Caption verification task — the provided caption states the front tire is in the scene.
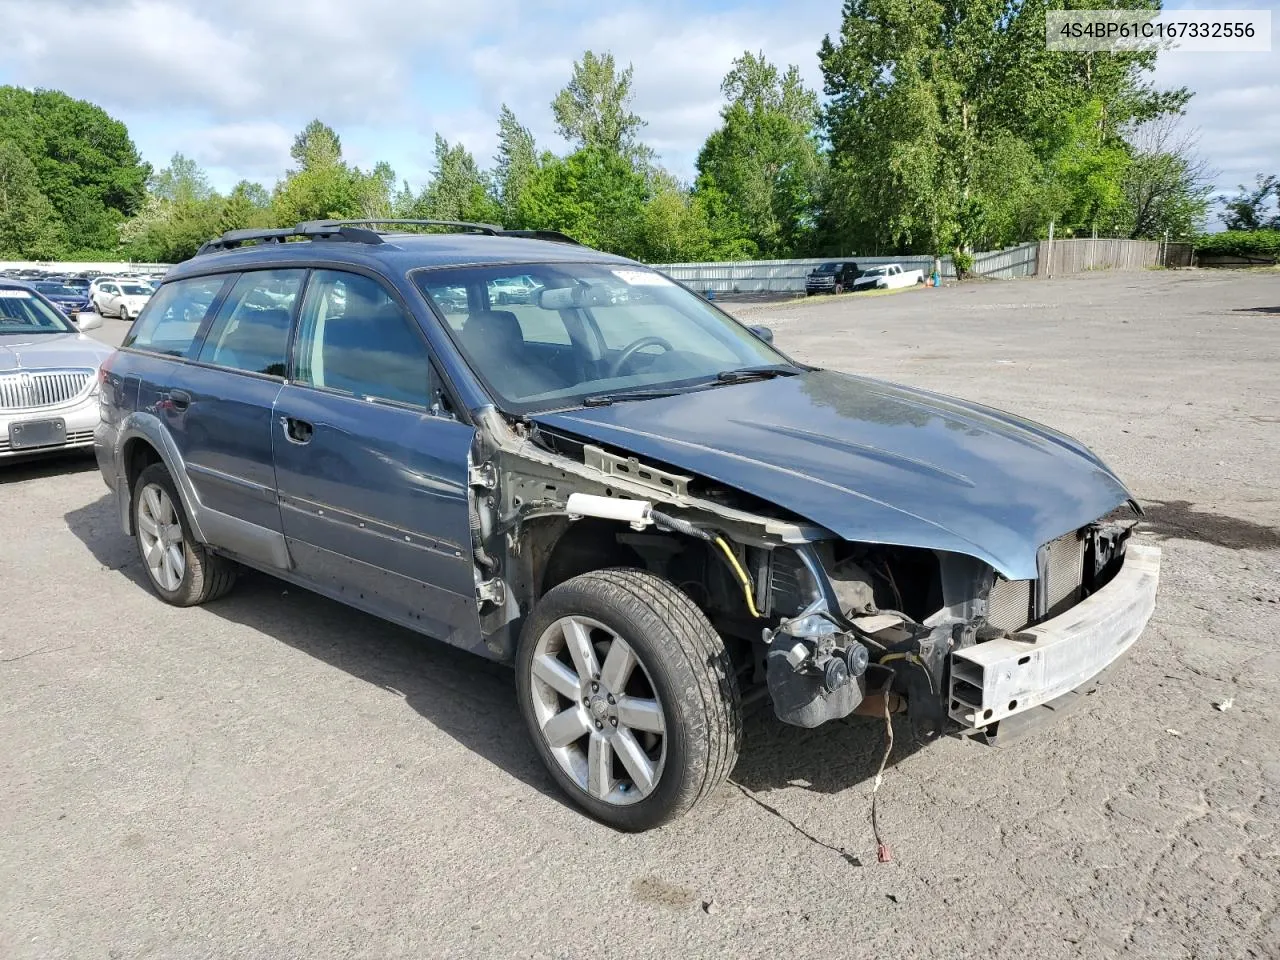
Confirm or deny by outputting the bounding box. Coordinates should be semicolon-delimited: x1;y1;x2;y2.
516;569;741;831
132;463;237;606
118;304;130;322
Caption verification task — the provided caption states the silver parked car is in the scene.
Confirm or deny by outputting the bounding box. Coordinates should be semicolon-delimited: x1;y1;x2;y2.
1;281;112;460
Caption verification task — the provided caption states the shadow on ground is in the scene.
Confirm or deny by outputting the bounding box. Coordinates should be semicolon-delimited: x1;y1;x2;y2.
64;491;929;820
1233;305;1280;315
0;451;97;485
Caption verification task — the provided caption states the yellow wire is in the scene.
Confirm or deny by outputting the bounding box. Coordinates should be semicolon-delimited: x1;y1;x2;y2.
713;535;763;619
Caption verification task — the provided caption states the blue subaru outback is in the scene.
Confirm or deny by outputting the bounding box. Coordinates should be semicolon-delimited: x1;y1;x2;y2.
95;219;1160;830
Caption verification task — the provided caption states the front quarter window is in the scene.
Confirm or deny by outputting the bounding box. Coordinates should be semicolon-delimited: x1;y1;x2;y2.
414;262;793;413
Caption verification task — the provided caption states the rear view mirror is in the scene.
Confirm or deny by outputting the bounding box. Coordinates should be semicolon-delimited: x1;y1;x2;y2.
747;324;774;344
536;284;624;310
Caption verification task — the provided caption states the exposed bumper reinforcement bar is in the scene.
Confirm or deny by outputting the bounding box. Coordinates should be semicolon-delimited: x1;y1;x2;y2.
948;543;1161;729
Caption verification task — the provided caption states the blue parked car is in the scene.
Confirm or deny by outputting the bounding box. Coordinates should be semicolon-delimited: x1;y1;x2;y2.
95;219;1160;830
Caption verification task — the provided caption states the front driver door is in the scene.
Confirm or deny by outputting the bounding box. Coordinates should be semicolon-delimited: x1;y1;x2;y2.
271;269;482;650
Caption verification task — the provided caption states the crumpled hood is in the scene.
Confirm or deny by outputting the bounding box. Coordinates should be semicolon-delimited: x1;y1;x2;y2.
0;333;113;373
534;370;1133;579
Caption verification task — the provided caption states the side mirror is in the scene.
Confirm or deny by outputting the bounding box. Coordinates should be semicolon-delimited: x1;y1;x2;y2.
76;312;103;332
747;324;774;344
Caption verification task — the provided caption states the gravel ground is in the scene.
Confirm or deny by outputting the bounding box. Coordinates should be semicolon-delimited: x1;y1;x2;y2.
2;270;1278;959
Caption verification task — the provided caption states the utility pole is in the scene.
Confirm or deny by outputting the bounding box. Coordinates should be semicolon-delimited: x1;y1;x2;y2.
1046;220;1055;279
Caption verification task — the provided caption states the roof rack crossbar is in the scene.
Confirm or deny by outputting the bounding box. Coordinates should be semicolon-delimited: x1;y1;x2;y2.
196;221;393;255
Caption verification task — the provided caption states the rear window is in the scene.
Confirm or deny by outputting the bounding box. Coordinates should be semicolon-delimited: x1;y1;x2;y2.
125;275;230;357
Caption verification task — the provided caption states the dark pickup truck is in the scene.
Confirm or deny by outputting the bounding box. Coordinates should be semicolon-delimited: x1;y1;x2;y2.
805;261;861;295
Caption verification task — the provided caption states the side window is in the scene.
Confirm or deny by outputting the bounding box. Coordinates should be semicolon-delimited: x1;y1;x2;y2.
124;275;229;357
196;269;303;377
294;270;432;408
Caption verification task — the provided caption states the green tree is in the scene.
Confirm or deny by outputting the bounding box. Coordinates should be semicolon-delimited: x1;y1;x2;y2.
1115;115;1211;239
0;139;63;258
552;51;651;165
121;152;224;262
1221;174;1279;231
291;119;343;169
353;161;397;219
636;172;716;263
817;0;1188;255
272;120;361;223
516;148;648;256
493;105;539;227
0;86;149;255
219;180;273;233
408;135;501;224
695;52;824;258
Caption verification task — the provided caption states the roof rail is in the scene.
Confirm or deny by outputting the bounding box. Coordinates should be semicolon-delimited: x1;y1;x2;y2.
196;222;386;255
494;229;583;246
299;218;503;235
195;218;584;256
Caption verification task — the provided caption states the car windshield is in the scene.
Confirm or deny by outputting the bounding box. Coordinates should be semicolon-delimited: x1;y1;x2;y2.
864;266;890;276
33;283;82;297
0;288;76;334
815;263;839;273
415;262;794;413
121;284;152;296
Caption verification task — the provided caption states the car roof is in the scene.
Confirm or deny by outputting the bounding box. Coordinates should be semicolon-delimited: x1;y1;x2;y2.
164;231;636;283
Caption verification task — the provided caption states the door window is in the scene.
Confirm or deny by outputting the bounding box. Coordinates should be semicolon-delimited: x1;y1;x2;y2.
293;270;432;408
196;269;303;377
125;275;230;358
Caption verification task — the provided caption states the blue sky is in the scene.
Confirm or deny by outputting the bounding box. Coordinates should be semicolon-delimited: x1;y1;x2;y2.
0;0;1276;218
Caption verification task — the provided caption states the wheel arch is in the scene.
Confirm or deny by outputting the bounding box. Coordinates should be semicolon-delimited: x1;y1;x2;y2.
115;413;208;543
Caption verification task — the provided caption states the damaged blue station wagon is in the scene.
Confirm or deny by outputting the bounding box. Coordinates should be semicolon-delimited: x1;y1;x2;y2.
95;220;1161;831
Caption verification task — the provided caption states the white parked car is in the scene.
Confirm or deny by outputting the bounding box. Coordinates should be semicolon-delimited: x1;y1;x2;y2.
851;264;924;291
92;280;154;321
0;280;113;460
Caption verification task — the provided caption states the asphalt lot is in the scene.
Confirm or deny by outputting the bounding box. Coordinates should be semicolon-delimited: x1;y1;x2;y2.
3;270;1279;959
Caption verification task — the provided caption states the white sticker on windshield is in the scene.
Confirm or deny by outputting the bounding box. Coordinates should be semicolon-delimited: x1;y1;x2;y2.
0;289;32;298
610;269;673;287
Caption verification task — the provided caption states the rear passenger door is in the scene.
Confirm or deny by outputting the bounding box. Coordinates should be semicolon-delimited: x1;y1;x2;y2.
165;269;304;568
271;269;481;648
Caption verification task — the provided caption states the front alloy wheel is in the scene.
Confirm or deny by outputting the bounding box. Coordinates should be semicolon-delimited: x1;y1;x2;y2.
529;615;667;805
516;569;741;831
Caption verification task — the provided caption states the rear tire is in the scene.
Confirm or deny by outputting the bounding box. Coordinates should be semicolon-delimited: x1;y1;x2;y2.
516;568;741;831
132;463;237;606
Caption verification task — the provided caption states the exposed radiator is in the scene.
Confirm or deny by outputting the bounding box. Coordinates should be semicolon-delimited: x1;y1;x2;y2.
987;577;1033;632
985;531;1087;631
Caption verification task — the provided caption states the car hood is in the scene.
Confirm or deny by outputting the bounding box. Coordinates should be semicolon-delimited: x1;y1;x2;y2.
0;333;113;372
533;370;1133;580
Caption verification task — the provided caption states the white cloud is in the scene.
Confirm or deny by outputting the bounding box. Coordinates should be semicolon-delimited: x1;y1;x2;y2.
0;0;1273;209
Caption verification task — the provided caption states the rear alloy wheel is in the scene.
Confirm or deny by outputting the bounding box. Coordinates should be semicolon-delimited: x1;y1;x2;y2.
132;463;237;606
516;569;741;831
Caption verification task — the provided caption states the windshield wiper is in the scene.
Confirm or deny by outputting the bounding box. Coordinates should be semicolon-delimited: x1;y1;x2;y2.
714;365;798;384
581;388;687;407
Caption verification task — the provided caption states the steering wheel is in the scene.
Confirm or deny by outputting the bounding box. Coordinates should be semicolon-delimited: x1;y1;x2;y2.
607;336;675;378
